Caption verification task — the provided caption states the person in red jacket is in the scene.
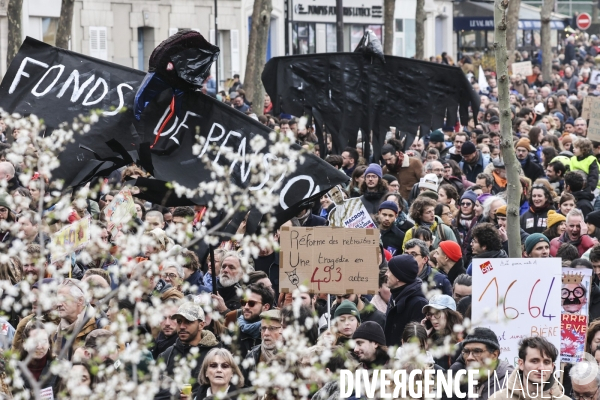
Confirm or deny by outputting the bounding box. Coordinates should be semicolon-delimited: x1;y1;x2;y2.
550;208;597;257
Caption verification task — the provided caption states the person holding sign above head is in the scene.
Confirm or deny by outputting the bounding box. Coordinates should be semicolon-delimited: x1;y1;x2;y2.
489;337;567;400
378;200;405;256
524;233;551;258
450;327;514;400
383;255;428;347
562;272;588;315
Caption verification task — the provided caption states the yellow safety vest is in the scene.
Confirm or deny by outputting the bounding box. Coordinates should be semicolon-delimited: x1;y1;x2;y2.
570;155;600;189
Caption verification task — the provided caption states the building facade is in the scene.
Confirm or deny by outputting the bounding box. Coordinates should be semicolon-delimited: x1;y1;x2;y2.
0;0;456;87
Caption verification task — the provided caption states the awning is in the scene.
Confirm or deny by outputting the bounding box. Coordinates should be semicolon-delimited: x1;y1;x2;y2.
454;1;569;31
454;16;565;31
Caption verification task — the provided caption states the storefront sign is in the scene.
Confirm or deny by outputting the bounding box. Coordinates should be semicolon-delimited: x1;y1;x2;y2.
454;17;565;31
293;0;383;24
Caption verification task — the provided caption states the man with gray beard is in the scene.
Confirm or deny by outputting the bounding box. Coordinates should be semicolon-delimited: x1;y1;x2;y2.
211;251;244;316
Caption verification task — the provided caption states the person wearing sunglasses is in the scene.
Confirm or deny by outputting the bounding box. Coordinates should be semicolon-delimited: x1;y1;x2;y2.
183;348;244;400
233;283;273;359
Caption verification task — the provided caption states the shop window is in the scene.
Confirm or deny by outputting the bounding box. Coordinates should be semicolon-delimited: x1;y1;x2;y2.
326;23;337;53
293;22;315;54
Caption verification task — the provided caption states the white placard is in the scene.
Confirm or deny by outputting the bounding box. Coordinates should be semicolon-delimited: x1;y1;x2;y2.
472;258;561;368
511;61;533;77
590;70;600;86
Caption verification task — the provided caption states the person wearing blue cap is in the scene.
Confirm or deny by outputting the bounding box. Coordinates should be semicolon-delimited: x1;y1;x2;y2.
359;163;389;215
383;255;428;347
378;201;405;256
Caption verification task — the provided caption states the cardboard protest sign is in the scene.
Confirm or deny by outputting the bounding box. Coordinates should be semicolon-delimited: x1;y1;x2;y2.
591;70;600;86
587;97;600;142
560;268;593;363
511;61;533;77
103;188;137;236
473;258;561;367
279;226;379;294
50;217;91;262
327;186;376;229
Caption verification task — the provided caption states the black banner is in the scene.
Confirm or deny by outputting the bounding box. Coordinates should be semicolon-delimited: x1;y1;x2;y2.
262;53;480;160
0;38;348;217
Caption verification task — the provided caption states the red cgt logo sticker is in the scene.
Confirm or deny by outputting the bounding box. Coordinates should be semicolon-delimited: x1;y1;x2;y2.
479;261;493;274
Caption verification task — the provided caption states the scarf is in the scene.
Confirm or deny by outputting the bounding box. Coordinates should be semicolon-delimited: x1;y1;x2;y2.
459;213;474;230
492;171;507;188
28;354;47;381
519;157;527;167
363;190;386;201
237;315;261;339
420;220;434;231
530;202;553;214
560;231;582;247
260;345;278;363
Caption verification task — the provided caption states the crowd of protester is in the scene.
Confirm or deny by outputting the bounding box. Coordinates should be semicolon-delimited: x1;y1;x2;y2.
3;35;600;399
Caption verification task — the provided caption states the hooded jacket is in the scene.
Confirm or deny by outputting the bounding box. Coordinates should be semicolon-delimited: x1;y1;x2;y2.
450;356;514;400
520;204;554;235
520;154;545;182
488;368;568;400
419;264;453;296
384;279;428;347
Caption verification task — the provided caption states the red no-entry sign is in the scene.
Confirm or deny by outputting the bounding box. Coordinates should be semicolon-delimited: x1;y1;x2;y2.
577;13;592;30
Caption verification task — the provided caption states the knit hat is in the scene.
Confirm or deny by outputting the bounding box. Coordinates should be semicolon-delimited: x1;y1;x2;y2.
382;174;397;185
352;321;386;346
556;89;568;97
0;193;10;212
430;129;445;143
461;141;477;156
534;102;546;115
334;300;361;322
422;294;456;313
365;163;383;179
524;233;550;255
419;191;439;201
439;241;462;262
554;112;565;123
462;327;500;352
586;210;600;227
419;174;439;192
379;201;399;214
460;190;478;205
496;205;507;217
387;255;419;284
547;210;566;229
477;193;491;205
565;117;575;127
515;137;531;150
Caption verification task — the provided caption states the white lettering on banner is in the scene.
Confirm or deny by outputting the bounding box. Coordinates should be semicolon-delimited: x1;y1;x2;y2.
57;70;96;102
7;56;133;116
82;78;108;106
153;107;201;145
9;57;50;94
31;64;65;97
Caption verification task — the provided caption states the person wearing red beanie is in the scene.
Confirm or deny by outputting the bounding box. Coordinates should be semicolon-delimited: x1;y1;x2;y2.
433;241;466;285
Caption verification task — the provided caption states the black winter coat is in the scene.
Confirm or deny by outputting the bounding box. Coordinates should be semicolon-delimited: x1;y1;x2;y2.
574;190;595;215
384;280;428;347
520;206;554;235
521;154;544;182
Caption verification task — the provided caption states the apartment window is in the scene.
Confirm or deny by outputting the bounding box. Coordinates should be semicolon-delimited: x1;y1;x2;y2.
42;18;58;46
89;27;108;60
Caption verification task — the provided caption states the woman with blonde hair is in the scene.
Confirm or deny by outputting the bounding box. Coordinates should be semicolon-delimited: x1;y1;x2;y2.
184;348;244;400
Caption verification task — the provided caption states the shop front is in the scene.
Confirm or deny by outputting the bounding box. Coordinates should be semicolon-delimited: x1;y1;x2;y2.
290;0;384;54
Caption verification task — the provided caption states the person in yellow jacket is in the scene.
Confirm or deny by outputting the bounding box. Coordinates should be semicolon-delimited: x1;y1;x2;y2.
402;197;456;251
571;138;600;192
489;336;568;400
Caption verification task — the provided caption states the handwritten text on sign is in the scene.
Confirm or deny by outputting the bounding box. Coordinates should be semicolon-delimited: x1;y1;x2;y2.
587;97;600;142
473;258;561;367
279;226;379;294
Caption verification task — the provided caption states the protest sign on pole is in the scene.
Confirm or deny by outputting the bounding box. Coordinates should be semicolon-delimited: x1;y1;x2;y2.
472;258;561;367
103;188;137;236
511;61;533;77
50;217;91;263
327;186;376;229
560;268;593;363
279;226;379;294
587;97;600;142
